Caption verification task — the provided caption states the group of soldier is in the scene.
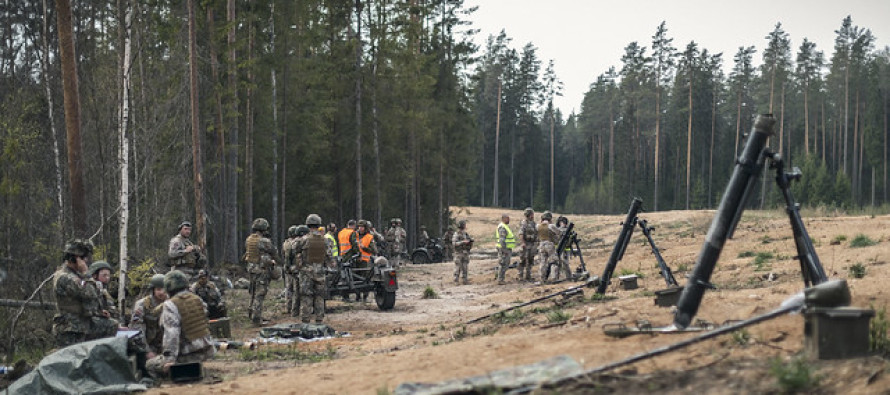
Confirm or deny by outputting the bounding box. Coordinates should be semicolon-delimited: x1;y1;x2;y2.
494;208;572;285
52;237;216;381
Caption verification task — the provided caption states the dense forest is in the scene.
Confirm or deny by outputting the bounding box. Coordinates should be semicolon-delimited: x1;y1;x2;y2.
0;1;888;333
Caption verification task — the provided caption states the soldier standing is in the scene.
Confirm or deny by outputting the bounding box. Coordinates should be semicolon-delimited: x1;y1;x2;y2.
89;260;119;318
131;274;167;358
384;218;407;267
167;221;206;276
243;218;280;326
53;239;116;347
495;214;515;285
451;220;473;284
325;223;339;260
536;211;563;282
190;270;227;319
553;216;573;281
282;225;307;317
442;227;455;262
337;219;359;261
294;214;335;324
517;208;538;282
145;270;215;379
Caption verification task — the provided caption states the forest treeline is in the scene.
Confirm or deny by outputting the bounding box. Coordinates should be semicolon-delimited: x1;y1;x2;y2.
0;2;888;313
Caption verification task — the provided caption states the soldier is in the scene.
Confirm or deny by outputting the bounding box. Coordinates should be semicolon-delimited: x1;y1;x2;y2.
325;223;339;259
442;227;455;262
52;239;117;347
495;214;515;285
356;220;377;268
282;225;307;317
418;225;430;248
89;260;118;318
384;218;407;267
145;270;215;380
553;216;573;281
131;274;168;358
190;270;227;319
537;211;563;282
294;214;335;324
451;220;473;284
517;208;538;282
167;221;206;276
337;219;359;261
243;217;280;326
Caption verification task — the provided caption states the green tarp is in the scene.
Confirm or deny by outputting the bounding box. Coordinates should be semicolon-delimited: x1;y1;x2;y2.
7;336;146;394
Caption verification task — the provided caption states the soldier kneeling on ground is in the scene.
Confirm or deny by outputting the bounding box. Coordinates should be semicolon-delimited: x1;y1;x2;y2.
146;270;215;380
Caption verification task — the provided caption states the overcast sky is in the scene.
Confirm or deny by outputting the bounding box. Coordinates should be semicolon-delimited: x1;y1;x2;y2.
463;0;890;116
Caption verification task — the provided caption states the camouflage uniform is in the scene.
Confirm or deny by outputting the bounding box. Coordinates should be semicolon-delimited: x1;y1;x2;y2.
145;282;215;379
537;220;563;282
496;220;515;284
553;222;573;281
442;229;455;262
384;224;407;266
131;294;165;355
91;281;119;320
52;265;117;347
517;216;538;281
452;226;472;284
282;233;301;317
244;231;279;325
167;234;205;276
295;224;335;323
418;228;430;247
190;279;226;319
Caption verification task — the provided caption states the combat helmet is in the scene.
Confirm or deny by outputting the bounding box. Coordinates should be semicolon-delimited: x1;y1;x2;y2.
178;221;192;230
357;219;368;228
296;225;310;237
541;210;553;221
89;261;113;276
252;218;270;232
149;274;166;290
458;220;467;229
164;270;189;295
523;207;534;218
287;225;300;238
305;214;322;227
198;269;209;278
64;238;94;258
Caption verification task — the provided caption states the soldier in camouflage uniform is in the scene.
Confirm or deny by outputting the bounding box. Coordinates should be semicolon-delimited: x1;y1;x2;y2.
517;208;538;282
451;220;473;284
52;239;117;347
167;221;206;276
131;274;167;358
442;227;455;262
294;214;335;324
89;260;118;318
282;225;308;317
146;270;215;379
536;211;563;282
190;270;227;319
495;214;516;285
384;218;407;267
418;225;430;248
243;218;281;326
553;216;573;281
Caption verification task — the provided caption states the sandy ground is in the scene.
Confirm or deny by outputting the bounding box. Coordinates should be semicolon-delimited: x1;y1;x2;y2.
148;206;890;394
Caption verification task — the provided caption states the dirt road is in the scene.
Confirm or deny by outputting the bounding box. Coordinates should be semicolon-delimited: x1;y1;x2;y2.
150;207;890;394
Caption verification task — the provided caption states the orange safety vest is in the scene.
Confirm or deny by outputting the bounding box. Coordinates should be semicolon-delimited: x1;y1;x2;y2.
359;233;374;262
338;228;355;255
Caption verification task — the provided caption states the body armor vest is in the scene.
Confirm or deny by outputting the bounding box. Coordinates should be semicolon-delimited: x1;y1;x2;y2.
305;233;326;264
245;233;261;264
170;292;210;341
54;269;87;315
537;223;554;243
521;220;538;242
142;296;163;347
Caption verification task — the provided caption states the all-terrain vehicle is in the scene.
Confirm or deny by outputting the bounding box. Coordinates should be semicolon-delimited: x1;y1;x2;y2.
411;238;445;264
325;255;398;310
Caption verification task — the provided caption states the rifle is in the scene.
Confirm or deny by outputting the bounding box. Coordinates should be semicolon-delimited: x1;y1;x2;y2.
674;114;828;329
467;277;600;324
637;219;678;287
596;197;643;294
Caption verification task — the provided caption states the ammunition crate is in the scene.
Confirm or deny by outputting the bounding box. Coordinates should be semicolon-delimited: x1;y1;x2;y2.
618;275;638;290
804;307;874;360
654;287;682;307
208;317;231;339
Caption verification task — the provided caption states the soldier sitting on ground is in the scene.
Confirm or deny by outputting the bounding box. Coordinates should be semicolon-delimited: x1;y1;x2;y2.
89;260;119;319
131;274;168;359
190;270;227;319
52;239;118;348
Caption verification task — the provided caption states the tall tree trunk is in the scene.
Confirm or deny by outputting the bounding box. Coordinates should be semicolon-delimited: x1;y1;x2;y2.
42;0;65;232
116;0;132;321
709;83;716;207
492;80;500;207
654;83;661;211
550;112;554;211
207;6;225;262
734;90;742;158
245;0;255;237
804;80;810;157
822;100;827;163
883;93;887;203
56;0;87;236
608;100;615;210
225;0;240;253
187;0;205;249
843;66;849;175
685;73;692;210
268;4;280;237
353;1;364;220
781;83;787;166
853;92;860;203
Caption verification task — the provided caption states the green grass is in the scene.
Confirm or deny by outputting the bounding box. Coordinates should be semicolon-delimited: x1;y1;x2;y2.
239;344;336;362
769;356;820;393
546;310;571;323
849;262;867;279
676;263;689;272
618;268;644;278
871;305;890;354
492;308;526;324
422;285;438;299
590;293;617;303
737;250;756;258
732;329;751;346
831;234;847;244
752;252;774;271
850;234;877;248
